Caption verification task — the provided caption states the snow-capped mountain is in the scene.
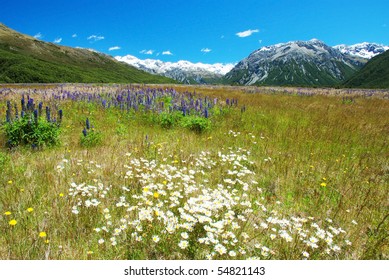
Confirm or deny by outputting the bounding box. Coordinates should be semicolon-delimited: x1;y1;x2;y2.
224;39;366;86
333;42;389;59
115;55;235;84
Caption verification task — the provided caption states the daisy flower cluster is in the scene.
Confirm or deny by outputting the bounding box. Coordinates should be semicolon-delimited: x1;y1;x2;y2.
62;139;353;259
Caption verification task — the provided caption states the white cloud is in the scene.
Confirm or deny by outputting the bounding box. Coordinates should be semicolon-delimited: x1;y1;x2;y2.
236;29;259;38
201;48;212;53
109;46;121;51
34;32;43;39
53;37;62;44
162;50;173;55
87;35;105;41
72;34;77;38
140;49;154;55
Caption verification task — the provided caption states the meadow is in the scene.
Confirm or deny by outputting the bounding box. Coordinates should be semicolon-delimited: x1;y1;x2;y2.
0;84;387;260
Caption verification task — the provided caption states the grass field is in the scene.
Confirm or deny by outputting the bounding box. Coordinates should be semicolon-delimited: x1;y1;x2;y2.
0;84;388;260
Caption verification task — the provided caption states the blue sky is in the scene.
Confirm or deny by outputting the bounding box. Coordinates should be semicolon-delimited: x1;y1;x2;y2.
2;0;388;64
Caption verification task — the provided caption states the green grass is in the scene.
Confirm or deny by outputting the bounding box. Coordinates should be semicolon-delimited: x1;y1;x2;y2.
0;84;388;260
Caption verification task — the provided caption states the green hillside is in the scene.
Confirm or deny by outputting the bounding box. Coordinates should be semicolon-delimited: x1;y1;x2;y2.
343;50;389;88
0;24;176;84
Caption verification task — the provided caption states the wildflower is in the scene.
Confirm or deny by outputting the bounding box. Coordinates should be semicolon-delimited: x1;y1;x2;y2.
39;232;47;238
178;240;189;249
4;211;11;216
8;180;12;184
152;235;160;243
59;193;64;197
228;250;237;257
9;219;17;226
153;192;160;199
320;182;327;187
214;244;227;255
181;232;189;239
98;239;105;244
27;208;34;213
302;251;310;258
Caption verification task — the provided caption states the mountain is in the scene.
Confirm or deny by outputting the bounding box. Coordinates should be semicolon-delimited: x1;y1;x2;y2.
224;39;367;87
333;42;389;59
343;50;389;88
115;55;235;84
0;23;175;83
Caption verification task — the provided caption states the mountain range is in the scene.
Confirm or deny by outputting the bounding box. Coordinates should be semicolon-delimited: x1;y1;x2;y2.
116;40;388;87
0;23;388;88
115;55;234;84
223;39;386;86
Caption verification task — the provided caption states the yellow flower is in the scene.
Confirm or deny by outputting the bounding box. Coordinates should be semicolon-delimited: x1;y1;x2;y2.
320;182;327;187
9;219;17;226
143;187;149;192
27;208;34;213
59;193;64;197
162;180;167;185
4;211;11;216
45;240;50;244
322;177;327;181
153;192;159;199
39;232;47;238
7;180;12;184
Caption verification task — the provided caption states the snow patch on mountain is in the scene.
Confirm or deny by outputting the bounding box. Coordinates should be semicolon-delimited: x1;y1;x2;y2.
115;55;235;83
333;42;389;59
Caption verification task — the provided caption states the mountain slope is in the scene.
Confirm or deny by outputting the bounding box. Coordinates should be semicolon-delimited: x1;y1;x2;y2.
224;39;366;87
0;23;176;83
343;50;389;88
115;55;235;84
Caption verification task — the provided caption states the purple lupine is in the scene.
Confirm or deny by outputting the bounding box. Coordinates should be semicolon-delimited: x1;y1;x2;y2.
86;118;90;130
38;102;43;117
58;109;63;122
33;109;38;124
46;106;51;122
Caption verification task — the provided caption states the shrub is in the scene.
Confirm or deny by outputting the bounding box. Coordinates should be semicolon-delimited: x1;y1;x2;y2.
4;113;61;148
159;111;183;128
181;116;211;133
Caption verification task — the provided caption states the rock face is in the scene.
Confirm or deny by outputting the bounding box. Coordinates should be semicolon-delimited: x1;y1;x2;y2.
115;55;235;84
224;39;370;86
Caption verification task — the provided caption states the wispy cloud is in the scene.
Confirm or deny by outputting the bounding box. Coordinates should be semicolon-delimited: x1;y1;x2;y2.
201;48;212;53
87;35;105;42
162;50;173;55
34;32;43;39
109;46;121;51
236;29;259;38
72;34;77;38
53;37;62;44
140;49;154;55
